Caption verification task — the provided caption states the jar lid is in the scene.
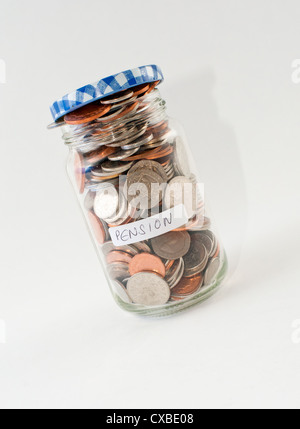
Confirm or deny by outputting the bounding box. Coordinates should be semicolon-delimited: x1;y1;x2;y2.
50;64;164;122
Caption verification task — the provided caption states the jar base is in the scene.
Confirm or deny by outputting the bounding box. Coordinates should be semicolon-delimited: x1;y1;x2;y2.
114;252;228;317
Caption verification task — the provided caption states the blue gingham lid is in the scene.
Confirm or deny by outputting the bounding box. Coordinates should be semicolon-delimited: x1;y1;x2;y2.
50;64;164;122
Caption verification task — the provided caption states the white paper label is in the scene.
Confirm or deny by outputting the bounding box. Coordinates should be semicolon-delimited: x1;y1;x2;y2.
109;204;189;246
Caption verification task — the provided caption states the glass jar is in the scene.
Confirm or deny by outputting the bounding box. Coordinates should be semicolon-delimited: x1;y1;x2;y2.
48;65;228;317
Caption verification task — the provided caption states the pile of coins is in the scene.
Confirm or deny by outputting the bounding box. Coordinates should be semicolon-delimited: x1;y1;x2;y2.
53;82;223;307
102;228;221;306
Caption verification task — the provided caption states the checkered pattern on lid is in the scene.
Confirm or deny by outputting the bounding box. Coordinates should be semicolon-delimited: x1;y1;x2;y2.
50;65;164;122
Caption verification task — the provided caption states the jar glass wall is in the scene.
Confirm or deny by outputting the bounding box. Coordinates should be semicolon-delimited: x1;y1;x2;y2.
50;68;228;317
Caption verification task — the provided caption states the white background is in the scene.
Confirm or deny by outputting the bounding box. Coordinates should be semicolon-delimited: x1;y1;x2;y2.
0;0;300;409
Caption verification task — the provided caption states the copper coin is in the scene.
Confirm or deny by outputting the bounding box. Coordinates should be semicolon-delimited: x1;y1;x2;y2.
106;251;133;265
74;151;85;194
65;103;111;125
165;259;175;272
85;146;118;165
122;144;173;162
97;101;139;123
88;211;107;245
171;273;203;297
151;231;191;260
132;83;150;97
129;253;166;277
143;145;174;160
145;81;160;95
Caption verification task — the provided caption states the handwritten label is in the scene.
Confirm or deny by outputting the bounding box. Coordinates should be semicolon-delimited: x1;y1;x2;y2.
109;205;189;246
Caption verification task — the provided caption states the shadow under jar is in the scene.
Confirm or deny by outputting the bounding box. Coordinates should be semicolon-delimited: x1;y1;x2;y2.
48;65;228;317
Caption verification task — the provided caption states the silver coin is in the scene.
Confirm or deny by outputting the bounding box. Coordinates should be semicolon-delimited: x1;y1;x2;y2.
121;132;153;151
128;160;168;183
127;272;171;306
108;263;130;281
200;230;218;256
112;281;133;304
47;119;65;130
126;168;165;210
101;241;139;257
97;126;138;146
90;166;120;178
132;241;152;253
94;185;119;221
168;258;185;289
166;259;181;284
96;106;126;123
84;190;96;211
107;124;148;147
189;217;212;232
101;160;133;174
164;176;198;219
100;90;134;105
87;176;120;189
112;96;138;109
183;241;208;277
192;232;214;257
104;193;128;225
204;257;221;286
108;147;139;161
151;231;191;260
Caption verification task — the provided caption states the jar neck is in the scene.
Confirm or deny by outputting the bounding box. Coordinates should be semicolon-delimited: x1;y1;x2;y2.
60;89;168;152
